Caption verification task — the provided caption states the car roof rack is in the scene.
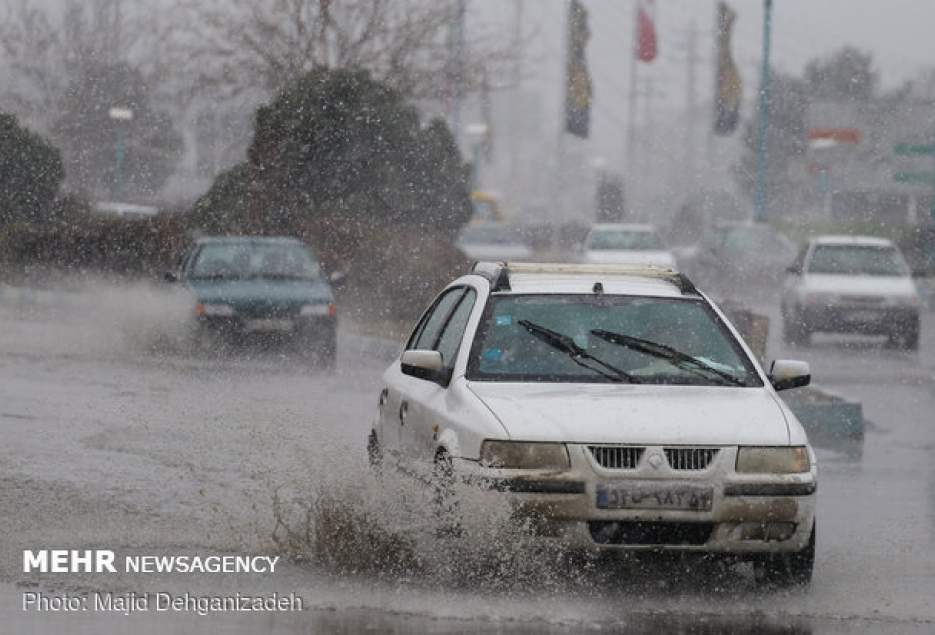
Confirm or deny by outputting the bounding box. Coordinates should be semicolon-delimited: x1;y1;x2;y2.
470;261;699;295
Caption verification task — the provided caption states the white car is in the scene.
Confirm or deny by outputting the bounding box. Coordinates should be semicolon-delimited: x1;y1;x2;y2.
781;235;921;350
582;224;676;268
369;262;817;586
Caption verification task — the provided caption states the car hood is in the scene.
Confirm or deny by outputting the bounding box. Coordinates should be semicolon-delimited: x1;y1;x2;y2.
467;382;791;446
802;273;917;298
188;278;333;308
584;250;676;267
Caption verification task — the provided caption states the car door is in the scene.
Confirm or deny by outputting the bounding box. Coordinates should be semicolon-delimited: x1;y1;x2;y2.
379;287;465;457
405;288;477;462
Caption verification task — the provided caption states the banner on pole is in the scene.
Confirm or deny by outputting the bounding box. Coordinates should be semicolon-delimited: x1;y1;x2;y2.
636;1;657;63
714;2;742;136
565;0;592;138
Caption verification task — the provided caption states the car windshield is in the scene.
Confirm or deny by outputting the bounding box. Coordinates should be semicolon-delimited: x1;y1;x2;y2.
588;229;662;251
467;294;761;386
190;242;321;280
807;244;908;276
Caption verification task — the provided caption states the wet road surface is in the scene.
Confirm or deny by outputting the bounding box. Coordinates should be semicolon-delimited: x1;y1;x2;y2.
1;283;934;633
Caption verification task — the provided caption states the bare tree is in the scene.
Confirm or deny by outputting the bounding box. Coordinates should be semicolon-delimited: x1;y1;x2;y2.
0;0;154;129
0;0;182;198
167;0;516;102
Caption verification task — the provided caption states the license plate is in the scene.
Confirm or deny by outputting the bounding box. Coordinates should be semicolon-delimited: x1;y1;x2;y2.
245;318;294;332
596;482;713;511
847;310;879;323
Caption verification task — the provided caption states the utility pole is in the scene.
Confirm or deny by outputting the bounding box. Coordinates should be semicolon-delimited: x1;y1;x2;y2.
641;77;654;189
684;21;699;182
508;0;524;209
754;0;774;223
449;0;467;147
625;5;639;176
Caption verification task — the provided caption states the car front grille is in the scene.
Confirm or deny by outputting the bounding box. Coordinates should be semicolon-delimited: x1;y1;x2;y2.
589;521;714;546
664;448;719;470
589;446;645;470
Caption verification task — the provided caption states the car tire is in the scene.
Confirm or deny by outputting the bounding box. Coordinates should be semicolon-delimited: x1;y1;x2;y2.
753;521;815;588
900;316;920;352
367;431;382;472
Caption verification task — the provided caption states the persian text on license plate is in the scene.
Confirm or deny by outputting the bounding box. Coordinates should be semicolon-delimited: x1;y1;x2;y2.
596;482;713;511
245;318;294;332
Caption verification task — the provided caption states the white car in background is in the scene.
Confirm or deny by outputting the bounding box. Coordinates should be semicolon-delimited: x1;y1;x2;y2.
369;262;817;586
455;223;533;262
582;224;676;268
781;235;921;350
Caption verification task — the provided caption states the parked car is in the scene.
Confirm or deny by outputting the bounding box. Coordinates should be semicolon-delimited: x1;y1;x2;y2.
455;223;533;262
369;262;817;586
781;235;921;350
582;223;676;268
165;236;337;365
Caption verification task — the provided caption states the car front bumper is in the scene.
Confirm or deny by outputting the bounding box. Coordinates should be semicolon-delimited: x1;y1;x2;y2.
455;444;817;555
801;304;917;335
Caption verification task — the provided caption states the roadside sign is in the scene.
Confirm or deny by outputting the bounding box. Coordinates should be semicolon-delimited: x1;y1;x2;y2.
894;143;935;156
894;171;935;184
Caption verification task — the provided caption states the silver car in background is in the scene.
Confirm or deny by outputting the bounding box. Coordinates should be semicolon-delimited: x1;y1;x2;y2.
781;235;921;349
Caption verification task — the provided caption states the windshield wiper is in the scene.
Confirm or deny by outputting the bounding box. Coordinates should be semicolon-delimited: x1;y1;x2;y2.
250;272;315;280
589;329;747;387
517;320;641;384
190;273;240;281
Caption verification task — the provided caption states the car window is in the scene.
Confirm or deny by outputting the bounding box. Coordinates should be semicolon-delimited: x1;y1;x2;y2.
807;245;908;276
189;242;321;280
467;294;761;387
435;289;477;369
408;288;466;351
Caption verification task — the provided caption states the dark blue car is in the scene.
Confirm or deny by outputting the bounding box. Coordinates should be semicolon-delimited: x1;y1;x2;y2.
166;236;337;365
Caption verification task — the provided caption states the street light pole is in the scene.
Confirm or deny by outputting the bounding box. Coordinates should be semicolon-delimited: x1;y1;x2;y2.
753;0;773;223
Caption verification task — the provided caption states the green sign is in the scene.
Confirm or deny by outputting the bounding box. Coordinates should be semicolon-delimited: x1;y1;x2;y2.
894;143;935;156
894;171;935;184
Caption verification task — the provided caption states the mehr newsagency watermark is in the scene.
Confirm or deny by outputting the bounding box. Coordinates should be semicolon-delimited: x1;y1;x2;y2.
21;549;305;616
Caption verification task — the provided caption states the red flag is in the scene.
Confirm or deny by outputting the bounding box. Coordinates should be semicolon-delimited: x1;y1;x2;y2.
636;1;657;63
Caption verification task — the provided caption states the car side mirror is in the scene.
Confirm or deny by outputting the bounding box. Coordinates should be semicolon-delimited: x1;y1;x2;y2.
769;359;810;391
785;265;801;276
401;349;451;385
163;271;178;283
328;270;347;287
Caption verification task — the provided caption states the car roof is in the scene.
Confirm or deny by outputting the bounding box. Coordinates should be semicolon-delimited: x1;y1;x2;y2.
810;235;894;247
468;262;694;298
194;235;304;246
590;223;658;232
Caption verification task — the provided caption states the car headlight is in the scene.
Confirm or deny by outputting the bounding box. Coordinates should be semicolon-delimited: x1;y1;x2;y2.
479;440;570;470
300;303;336;317
196;303;234;317
736;446;810;474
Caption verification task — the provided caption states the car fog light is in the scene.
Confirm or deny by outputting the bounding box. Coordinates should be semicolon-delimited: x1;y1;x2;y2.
738;521;796;542
736;446;809;474
479;441;570;470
